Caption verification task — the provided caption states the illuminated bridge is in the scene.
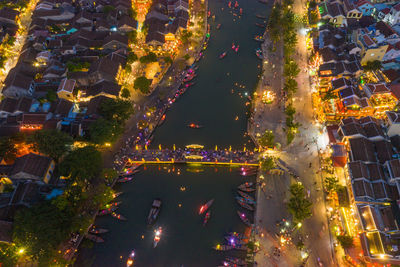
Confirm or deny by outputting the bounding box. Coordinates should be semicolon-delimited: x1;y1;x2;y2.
126;144;259;166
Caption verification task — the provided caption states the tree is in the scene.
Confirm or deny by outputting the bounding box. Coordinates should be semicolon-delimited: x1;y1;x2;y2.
180;29;193;44
285;103;296;118
0;243;19;267
134;76;152;94
101;168;118;185
0;137;17;162
337;235;354;249
324;176;339;193
127;30;137;44
121;88;131;99
92;184;115;209
139;52;157;63
46;90;57;102
284;60;300;78
363;60;382;72
59;146;102;183
258;130;275;148
89;118;122;144
260;157;275;171
127;51;138;64
128;7;137;19
287;183;313;222
184;54;191;61
99;98;134;123
164;56;173;64
27;129;73;161
284;78;298;95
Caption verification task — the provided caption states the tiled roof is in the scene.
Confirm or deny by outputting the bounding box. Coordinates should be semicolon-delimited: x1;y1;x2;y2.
10;153;52;178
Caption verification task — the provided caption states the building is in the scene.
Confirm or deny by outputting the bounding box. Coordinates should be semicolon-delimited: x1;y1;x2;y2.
57;78;76;101
9;153;55;183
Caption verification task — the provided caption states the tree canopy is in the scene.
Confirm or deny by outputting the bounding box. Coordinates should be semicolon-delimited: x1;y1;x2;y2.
99;98;134;123
287;183;313;222
27;129;73;161
134;76;152;94
89;118;122;145
260;157;276;171
121;88;131;99
337;234;354;249
258;130;275;148
363;60;382;72
139;52;157;63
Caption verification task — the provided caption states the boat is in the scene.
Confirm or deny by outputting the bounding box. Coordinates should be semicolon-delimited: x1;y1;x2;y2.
86;233;104;243
153;227;162;248
236;196;256;205
159;114;166;125
227;232;245;239
187;123;203;129
226;257;247;265
232;43;236;50
117;176;133;183
147;198;162;225
239;8;243;15
237;210;252;226
216;24;221;29
183;74;196;82
254;35;264;42
184;82;195;88
234;1;238;8
219;52;227;59
255;22;265;28
258;0;268;3
199;199;214;215
113;192;123;198
98;206;118;216
89;227;109;234
237;191;255;202
111;212;127;221
238;186;255;192
225;236;247;246
126;250;135;267
214;244;233;251
236;198;254;211
203;211;211;226
238;182;255;190
256;48;263;60
256;14;266;19
235;45;239;53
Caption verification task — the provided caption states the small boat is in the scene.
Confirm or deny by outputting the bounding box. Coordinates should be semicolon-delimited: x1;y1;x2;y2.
216;24;221;29
199;199;214;215
232;43;236;50
255;23;265;28
219;52;227;59
89;227;109;234
238;186;256;192
258;0;268;4
236;198;254;211
256;48;263;60
98;206;118;216
147;198;162;225
214;244;233;251
235;45;239;53
153;227;162;248
126;250;135;267
184;82;195;88
254;35;264;42
239;8;243;15
237;210;252;226
183;74;196;82
228;1;231;8
107;201;122;208
111;212;127;221
236;196;256;205
203;211;211;226
113;192;123;198
227;232;245;239
225;236;247;246
237;191;255;202
86;233;104;243
234;1;239;8
226;257;247;265
256;14;266;19
117;176;133;183
188;123;203;129
159;114;166;125
238;182;255;190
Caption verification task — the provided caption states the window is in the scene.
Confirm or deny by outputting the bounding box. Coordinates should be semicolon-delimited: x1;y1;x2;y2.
371;53;375;56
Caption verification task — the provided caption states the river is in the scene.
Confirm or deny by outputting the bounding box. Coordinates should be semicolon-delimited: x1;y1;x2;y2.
82;0;270;266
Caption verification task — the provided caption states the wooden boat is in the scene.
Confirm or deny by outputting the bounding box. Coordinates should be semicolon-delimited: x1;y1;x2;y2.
225;236;247;246
86;233;104;243
203;211;211;226
238;182;255;190
254;35;264;42
214;244;233;251
113;192;123;198
126;250;135;267
236;198;254;211
227;232;245;239
147;198;162;225
239;186;256;192
237;191;255;202
237;210;252;226
236;196;256;205
255;22;265;28
226;257;247;265
89;227;109;234
111;212;127;221
216;23;221;29
159;114;166;125
187;123;203;129
256;14;266;19
219;51;227;59
117;176;133;183
256;48;263;60
199;199;214;215
153;227;162;248
98;206;118;216
235;45;239;53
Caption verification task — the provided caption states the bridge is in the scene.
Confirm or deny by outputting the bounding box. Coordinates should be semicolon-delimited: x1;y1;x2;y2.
126;144;259;166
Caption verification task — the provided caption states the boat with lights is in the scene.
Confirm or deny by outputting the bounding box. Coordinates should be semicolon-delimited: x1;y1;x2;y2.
254;35;264;42
236;198;254;211
225;257;247;265
111;212;127;221
98;206;118;216
256;48;263;59
117;176;133;183
237;191;255;202
203;211;211;226
219;51;227;59
214;244;233;251
216;23;221;29
86;233;104;243
89;226;108;234
126;250;135;267
153;227;162;248
187;123;203;129
147;198;162;225
199;199;214;215
237;210;252;226
186;144;204;149
238;182;255;191
236;196;256;205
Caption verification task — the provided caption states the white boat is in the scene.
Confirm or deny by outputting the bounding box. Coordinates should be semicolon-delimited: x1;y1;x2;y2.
153;227;162;248
126;250;135;267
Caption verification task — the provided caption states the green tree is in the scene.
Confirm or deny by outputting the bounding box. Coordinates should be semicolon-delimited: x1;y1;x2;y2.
0;137;17;162
101;168;118;185
103;5;115;14
363;60;382;72
139;52;157;63
134;76;152;94
99;98;134;123
180;29;193;44
46;90;57;102
284;60;300;78
260;157;276;171
27;129;73;161
337;234;354;249
127;30;137;44
93;184;115;209
0;243;19;267
121;88;131;99
324;176;339;193
128;7;137;19
127;51;138;64
287;183;313;222
89;118;122;144
258;130;275;148
59;146;102;183
184;54;191;61
164;56;173;64
284;78;298;95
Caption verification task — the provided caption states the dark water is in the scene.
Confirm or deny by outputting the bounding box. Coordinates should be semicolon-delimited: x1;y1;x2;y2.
87;0;269;266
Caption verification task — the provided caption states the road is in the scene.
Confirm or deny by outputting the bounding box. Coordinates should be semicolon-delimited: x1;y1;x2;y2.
250;0;336;266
